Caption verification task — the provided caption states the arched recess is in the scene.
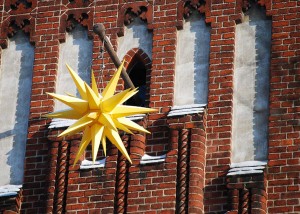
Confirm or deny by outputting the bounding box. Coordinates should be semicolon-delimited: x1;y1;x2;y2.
123;48;152;107
117;2;153;37
0;30;34;186
232;0;272;163
0;15;36;48
174;1;211;106
55;23;93;111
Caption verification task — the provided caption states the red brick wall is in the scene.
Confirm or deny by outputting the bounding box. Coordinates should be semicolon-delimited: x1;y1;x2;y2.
267;0;300;213
0;0;298;213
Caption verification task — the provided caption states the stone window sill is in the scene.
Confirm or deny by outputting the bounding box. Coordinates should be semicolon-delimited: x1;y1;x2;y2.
140;154;166;165
0;185;22;197
227;160;267;176
79;158;106;169
49;114;146;129
167;104;206;117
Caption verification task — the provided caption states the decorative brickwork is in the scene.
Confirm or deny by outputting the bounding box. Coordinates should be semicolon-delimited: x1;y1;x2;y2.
53;141;70;213
62;0;92;8
227;172;267;213
0;190;22;213
114;134;130;214
117;2;153;37
176;129;190;213
0;0;298;213
59;9;94;42
0;15;35;48
169;113;205;213
177;0;211;29
123;48;152;107
123;48;151;72
234;0;272;22
4;0;36;14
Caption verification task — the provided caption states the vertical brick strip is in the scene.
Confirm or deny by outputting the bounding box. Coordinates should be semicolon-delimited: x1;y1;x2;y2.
239;188;250;214
53;141;69;213
251;188;266;214
268;0;300;213
188;127;205;213
46;140;59;213
176;129;190;213
205;0;236;211
15;189;23;213
228;189;239;212
114;135;130;214
227;172;267;214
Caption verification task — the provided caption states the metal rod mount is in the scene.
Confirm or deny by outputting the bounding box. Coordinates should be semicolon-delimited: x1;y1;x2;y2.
93;23;135;90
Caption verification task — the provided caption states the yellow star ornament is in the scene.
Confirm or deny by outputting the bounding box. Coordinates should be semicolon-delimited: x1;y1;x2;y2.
45;62;156;165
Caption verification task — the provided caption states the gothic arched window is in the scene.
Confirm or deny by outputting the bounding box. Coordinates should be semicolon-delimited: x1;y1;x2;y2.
126;54;147;107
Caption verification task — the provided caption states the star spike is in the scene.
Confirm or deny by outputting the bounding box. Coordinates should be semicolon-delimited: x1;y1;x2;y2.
58;114;94;137
44;108;82;120
104;128;132;163
101;60;124;100
84;82;100;110
73;126;92;166
91;124;104;163
47;93;88;114
91;70;99;97
111;105;157;118
66;64;88;100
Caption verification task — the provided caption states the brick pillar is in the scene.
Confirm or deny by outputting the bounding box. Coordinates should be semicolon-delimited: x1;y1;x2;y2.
114;134;130;214
188;127;206;213
176;128;190;214
227;169;267;214
0;190;22;213
168;113;205;213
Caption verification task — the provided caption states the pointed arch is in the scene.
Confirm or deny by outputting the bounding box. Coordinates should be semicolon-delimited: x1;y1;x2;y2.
122;48;152;107
55;24;93;111
232;0;272;163
177;0;212;30
0;31;34;186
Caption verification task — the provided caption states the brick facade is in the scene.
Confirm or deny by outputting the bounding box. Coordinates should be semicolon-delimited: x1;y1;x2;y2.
0;0;299;213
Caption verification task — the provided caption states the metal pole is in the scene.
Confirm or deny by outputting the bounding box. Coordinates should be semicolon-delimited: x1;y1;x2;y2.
93;23;135;90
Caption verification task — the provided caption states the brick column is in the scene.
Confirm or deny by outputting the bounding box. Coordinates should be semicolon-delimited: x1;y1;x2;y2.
227;171;267;213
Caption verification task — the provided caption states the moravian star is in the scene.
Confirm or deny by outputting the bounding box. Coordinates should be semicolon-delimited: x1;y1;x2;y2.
45;61;156;166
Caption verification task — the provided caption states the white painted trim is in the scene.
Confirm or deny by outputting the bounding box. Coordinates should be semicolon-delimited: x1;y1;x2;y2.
140;154;166;165
126;114;145;121
227;160;267;176
0;185;22;197
48;118;76;129
79;158;106;169
168;104;206;117
230;160;267;168
49;114;146;129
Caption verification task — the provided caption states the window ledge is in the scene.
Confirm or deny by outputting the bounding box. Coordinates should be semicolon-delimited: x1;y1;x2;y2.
79;158;106;169
48;118;76;129
0;185;22;197
227;160;267;176
49;114;146;129
140;154;166;165
167;104;206;117
126;114;145;121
